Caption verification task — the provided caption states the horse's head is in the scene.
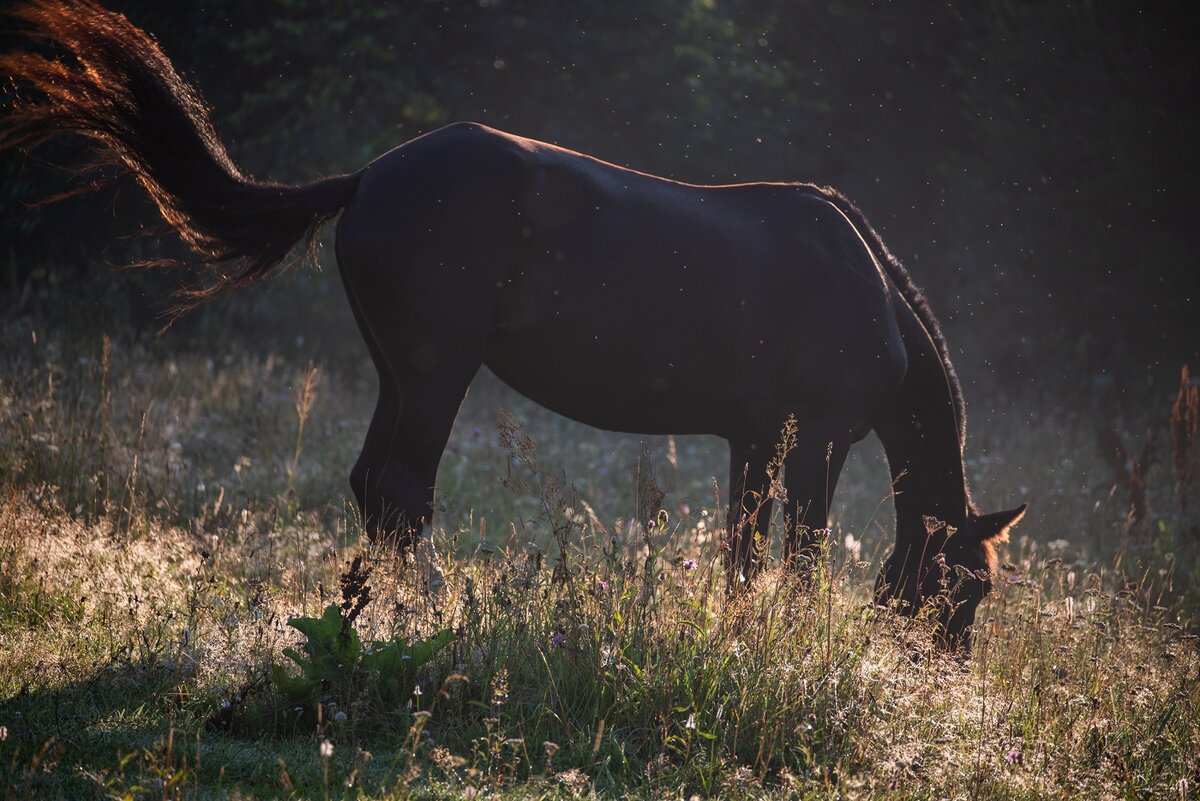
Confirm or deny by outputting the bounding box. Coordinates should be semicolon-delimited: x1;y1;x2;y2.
875;504;1026;652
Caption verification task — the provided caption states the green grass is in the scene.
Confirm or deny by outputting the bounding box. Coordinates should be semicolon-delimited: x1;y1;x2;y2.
0;314;1197;800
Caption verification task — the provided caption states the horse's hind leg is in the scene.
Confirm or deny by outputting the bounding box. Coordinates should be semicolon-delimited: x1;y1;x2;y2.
371;356;480;543
342;266;483;599
339;261;406;543
343;281;482;548
352;384;405;542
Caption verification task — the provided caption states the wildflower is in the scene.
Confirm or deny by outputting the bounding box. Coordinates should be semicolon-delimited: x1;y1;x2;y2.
557;769;590;792
685;713;696;730
550;631;566;648
682;559;698;571
1003;747;1022;766
320;740;334;758
334;711;348;723
413;685;423;697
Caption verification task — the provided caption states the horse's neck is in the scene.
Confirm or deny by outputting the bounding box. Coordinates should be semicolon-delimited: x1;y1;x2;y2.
874;305;970;553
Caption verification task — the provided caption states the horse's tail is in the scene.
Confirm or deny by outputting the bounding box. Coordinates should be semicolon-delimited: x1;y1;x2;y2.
813;185;967;446
0;0;361;320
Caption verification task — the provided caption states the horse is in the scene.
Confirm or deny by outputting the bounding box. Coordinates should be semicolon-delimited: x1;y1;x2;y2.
1;0;1025;650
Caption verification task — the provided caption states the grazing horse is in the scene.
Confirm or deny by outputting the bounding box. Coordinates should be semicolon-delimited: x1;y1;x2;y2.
2;0;1025;649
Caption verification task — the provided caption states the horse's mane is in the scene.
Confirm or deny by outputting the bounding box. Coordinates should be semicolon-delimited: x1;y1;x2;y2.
806;185;968;451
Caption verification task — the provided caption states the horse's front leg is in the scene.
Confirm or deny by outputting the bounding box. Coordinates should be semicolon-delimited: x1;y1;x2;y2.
781;423;852;578
725;437;775;589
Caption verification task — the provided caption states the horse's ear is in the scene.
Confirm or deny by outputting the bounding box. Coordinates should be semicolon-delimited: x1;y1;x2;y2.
974;504;1027;544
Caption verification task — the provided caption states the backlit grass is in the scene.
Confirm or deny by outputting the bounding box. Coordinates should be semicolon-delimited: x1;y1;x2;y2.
0;316;1197;799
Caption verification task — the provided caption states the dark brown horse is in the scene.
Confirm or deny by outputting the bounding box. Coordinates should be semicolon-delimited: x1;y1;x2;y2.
2;1;1025;649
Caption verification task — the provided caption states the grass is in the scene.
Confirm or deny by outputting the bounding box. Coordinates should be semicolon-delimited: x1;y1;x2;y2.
0;312;1198;800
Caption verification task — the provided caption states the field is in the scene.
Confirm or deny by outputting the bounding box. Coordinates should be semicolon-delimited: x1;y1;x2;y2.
1;310;1198;801
2;0;1198;797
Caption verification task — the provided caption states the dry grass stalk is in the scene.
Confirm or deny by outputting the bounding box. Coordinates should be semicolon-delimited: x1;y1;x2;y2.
1098;425;1156;536
288;362;320;483
1171;364;1199;514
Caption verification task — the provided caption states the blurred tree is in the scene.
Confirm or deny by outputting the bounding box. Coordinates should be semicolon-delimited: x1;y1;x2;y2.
2;0;1195;374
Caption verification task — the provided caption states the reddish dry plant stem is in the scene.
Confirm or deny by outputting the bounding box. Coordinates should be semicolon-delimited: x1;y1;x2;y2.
1170;364;1199;513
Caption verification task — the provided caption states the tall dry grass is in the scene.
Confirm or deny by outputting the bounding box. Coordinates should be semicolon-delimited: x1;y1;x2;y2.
0;316;1197;799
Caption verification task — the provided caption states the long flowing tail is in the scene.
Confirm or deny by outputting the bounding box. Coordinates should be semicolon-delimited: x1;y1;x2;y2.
0;0;361;318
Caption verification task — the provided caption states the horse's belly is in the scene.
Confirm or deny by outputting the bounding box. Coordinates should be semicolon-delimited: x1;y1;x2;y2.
484;322;734;436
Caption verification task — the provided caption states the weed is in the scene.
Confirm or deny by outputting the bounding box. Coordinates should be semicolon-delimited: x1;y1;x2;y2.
270;556;453;722
1171;364;1199;516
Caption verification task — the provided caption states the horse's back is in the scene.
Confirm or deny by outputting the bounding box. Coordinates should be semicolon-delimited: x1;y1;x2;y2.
336;122;908;435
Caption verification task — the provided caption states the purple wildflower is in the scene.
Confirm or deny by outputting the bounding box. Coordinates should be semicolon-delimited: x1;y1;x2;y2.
1004;747;1022;766
550;631;566;648
683;559;698;571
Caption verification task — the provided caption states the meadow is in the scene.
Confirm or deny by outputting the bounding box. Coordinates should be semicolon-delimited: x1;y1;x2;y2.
0;309;1197;800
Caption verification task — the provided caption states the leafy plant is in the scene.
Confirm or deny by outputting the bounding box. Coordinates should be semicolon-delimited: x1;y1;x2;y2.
272;603;452;705
271;557;453;708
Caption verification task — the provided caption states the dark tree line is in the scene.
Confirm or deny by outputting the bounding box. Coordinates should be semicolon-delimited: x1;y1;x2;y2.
3;0;1197;376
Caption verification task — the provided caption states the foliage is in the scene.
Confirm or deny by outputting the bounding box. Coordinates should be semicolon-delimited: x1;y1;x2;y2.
271;601;453;708
2;0;1197;371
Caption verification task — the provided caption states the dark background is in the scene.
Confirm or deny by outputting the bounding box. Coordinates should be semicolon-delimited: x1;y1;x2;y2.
4;0;1198;392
